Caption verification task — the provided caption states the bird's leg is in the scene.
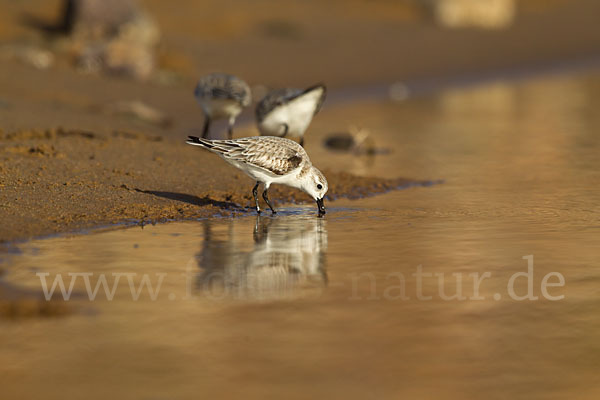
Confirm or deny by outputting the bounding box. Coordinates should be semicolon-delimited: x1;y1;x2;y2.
252;181;261;214
279;123;289;138
299;137;305;147
262;187;277;214
202;114;211;139
228;116;235;140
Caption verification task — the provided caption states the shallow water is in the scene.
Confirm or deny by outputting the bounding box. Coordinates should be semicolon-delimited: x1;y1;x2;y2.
2;72;600;399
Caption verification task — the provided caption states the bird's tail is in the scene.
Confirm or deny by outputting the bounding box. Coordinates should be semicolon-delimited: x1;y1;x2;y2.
186;135;215;149
186;136;243;156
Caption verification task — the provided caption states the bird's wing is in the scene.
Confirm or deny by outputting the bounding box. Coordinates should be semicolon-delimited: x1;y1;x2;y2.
228;138;307;176
189;137;306;176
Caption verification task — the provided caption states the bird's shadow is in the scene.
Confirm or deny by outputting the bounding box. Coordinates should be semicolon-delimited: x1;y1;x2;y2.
136;189;241;210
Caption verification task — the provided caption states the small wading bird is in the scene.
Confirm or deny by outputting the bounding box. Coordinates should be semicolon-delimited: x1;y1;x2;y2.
186;136;328;216
194;73;251;139
255;84;326;147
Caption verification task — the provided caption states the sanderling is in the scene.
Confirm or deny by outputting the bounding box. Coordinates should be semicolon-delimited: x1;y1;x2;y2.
194;73;251;139
255;84;326;147
186;135;328;215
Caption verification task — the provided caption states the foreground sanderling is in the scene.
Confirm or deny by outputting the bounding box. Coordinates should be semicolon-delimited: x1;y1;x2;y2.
194;73;251;139
186;135;328;215
255;84;326;147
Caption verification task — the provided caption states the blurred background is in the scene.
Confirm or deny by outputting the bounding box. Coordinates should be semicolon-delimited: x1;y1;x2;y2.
1;0;599;137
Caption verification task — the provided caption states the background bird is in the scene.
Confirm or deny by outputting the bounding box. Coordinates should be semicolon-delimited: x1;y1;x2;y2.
194;73;251;139
255;84;326;147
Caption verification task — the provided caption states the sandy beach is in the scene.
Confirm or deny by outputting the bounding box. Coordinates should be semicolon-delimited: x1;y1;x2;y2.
1;1;600;398
1;0;600;242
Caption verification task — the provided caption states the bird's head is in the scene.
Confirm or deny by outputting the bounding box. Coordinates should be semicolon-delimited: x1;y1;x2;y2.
301;166;328;216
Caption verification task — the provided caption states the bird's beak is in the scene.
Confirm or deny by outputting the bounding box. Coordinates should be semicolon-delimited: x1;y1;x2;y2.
316;198;326;216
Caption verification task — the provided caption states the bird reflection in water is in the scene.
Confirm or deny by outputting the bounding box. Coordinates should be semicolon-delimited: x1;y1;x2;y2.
195;215;328;299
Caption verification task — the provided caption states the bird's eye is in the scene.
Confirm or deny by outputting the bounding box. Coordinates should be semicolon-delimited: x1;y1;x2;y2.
317;184;323;190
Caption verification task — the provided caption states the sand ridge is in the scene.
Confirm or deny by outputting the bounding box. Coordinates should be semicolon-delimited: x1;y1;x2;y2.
0;127;421;243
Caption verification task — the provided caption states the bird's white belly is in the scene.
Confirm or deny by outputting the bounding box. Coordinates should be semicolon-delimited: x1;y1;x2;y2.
225;159;300;189
199;98;242;119
259;90;322;138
